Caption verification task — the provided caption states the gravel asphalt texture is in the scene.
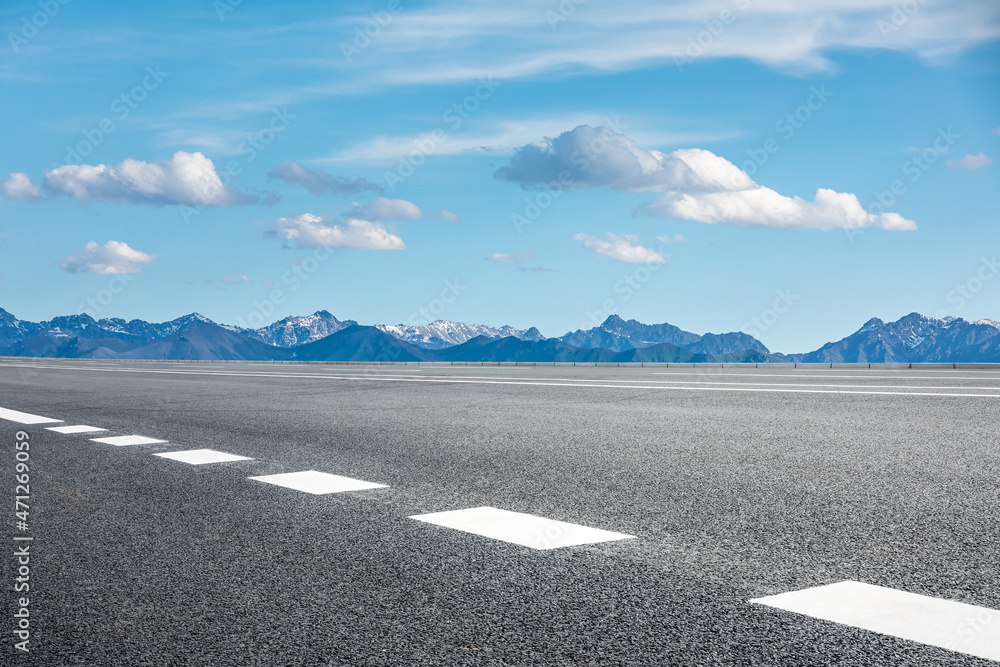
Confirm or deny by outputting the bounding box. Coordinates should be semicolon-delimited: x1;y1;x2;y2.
1;360;998;666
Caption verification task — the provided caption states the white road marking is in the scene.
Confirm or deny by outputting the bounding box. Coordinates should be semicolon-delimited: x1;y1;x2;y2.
21;362;1000;385
90;435;167;446
409;506;635;550
0;406;62;424
162;363;423;373
46;425;107;434
240;372;1000;392
249;470;387;494
652;371;1000;380
154;449;252;465
751;580;1000;662
3;362;1000;397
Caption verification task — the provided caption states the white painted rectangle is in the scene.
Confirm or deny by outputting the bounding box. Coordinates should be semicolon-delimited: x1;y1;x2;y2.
91;435;167;446
155;449;252;465
47;425;107;434
408;506;635;550
751;580;1000;662
0;407;62;425
249;470;387;495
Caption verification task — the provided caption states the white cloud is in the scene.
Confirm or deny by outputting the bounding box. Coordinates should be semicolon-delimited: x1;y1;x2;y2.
325;119;585;163
484;250;553;272
140;0;998;130
574;233;667;264
60;241;158;274
270;213;405;250
347;197;423;220
656;234;685;243
267;161;383;196
345;197;460;222
322;115;729;164
496;125;753;192
485;252;535;264
2;173;41;202
317;0;1000;88
992;126;1000;137
15;152;272;207
641;186;916;231
500;125;916;231
213;271;252;286
946;153;993;170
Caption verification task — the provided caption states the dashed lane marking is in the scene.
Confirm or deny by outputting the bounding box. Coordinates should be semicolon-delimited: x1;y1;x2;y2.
47;425;107;434
0;406;62;425
154;449;252;465
409;506;635;550
91;435;168;446
751;580;1000;662
249;470;387;494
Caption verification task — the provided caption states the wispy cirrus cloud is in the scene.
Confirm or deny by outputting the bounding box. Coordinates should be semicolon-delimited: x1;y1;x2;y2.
267;160;384;196
209;270;252;287
485;251;535;265
322;115;732;163
484;250;553;272
946;153;993;170
345;197;459;222
317;0;1000;89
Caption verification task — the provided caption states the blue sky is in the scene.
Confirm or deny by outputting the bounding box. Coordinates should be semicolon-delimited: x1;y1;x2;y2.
1;0;998;353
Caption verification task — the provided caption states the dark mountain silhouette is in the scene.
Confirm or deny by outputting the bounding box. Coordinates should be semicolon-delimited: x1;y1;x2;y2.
291;325;429;362
0;307;43;340
38;312;217;345
610;342;707;363
794;313;1000;363
560;315;769;355
123;323;290;361
2;307;999;362
434;336;615;363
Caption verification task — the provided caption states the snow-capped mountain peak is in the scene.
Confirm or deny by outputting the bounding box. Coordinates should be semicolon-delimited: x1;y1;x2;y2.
376;320;545;349
241;311;357;347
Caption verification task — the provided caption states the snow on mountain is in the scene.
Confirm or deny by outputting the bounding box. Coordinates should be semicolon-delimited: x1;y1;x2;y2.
797;312;1000;362
147;313;216;338
376;320;546;349
93;313;217;343
5;306;1000;361
560;314;769;355
0;307;43;340
240;310;357;347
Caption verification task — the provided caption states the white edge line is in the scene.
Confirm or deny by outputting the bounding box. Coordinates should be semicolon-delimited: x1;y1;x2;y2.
2;362;999;398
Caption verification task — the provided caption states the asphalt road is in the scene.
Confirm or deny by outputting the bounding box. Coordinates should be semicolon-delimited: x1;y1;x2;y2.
1;359;998;666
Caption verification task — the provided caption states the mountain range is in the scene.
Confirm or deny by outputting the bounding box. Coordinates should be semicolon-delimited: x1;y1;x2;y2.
791;313;1000;363
1;307;998;362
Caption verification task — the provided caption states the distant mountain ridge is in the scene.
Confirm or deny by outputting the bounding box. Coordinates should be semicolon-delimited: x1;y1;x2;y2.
791;312;1000;363
2;307;999;363
123;323;292;361
560;314;770;356
239;310;357;347
0;308;216;346
376;320;545;349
